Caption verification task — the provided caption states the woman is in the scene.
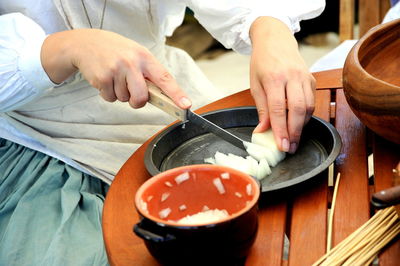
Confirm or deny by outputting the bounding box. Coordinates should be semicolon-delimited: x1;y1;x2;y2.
0;0;324;265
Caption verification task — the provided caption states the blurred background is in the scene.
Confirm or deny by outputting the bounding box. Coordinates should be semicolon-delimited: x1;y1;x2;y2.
167;0;393;94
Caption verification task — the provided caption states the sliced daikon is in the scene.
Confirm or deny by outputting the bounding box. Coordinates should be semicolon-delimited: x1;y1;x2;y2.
161;192;170;202
213;177;226;194
213;152;251;175
256;158;271;180
175;172;190;185
244;141;279;166
159;208;171;219
251;130;277;150
220;172;230;179
235;192;243;198
245;155;259;177
204;151;271;180
246;183;253;196
251;130;286;165
204;157;216;164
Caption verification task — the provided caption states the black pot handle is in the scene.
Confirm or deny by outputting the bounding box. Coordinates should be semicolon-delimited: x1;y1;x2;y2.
134;222;176;243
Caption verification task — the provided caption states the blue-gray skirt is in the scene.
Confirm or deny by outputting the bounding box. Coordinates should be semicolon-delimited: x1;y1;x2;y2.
0;138;110;265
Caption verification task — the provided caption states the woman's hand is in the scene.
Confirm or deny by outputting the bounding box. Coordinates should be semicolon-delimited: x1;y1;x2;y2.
249;17;315;154
41;29;191;109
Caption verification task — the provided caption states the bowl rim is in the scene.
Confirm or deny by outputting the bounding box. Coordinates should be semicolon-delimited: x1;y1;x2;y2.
349;18;400;92
134;164;260;228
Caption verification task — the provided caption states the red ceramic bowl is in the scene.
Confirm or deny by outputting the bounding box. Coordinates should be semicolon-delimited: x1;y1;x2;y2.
134;164;260;265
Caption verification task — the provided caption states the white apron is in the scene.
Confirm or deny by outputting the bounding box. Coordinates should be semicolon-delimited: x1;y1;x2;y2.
1;0;232;184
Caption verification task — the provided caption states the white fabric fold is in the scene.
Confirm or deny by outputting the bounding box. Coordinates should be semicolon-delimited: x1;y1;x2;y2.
0;13;55;112
0;0;326;183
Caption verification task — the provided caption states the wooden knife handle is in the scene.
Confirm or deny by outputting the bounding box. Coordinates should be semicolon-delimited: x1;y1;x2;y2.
371;162;400;213
372;185;400;206
146;81;186;121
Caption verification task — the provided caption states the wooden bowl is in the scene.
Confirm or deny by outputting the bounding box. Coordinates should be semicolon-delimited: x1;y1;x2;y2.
343;19;400;144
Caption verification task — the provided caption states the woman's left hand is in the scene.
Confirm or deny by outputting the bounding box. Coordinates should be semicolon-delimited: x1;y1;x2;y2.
249;17;316;154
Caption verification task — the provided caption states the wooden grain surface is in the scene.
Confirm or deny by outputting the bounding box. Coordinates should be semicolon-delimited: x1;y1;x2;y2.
373;135;400;266
359;0;381;38
339;0;390;41
342;18;400;144
313;68;343;89
288;90;331;265
333;89;370;245
102;69;399;265
339;0;355;41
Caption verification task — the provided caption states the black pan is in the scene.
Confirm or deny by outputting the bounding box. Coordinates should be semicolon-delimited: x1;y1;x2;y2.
144;107;342;193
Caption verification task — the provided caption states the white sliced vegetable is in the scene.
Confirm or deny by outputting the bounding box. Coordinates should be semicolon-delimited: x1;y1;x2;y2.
235;192;243;198
213;152;249;176
251;130;278;150
202;205;210;211
164;181;173;187
256;158;271;180
246;183;253;196
175;172;190;185
213;177;226;194
246;155;259;177
227;153;252;174
179;204;187;211
220;172;230;179
203;130;287;181
244;141;279;167
214;152;230;166
147;195;153;202
159;208;171;219
251;130;286;166
204;157;216;164
176;209;229;225
140;198;148;213
161;192;170;202
204;151;271;180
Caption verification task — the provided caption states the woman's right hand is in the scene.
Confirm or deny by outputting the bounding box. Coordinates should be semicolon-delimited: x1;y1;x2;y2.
40;29;191;109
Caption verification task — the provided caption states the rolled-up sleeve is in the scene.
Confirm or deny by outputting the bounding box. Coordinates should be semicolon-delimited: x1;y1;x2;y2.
186;0;325;54
0;13;55;112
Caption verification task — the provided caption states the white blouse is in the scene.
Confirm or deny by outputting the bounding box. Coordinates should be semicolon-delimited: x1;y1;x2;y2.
0;0;325;183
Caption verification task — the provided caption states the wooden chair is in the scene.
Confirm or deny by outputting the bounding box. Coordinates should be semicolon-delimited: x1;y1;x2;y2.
339;0;391;41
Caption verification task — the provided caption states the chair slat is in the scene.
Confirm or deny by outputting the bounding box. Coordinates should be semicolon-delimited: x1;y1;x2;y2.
332;89;370;245
246;203;287;266
372;134;400;266
359;0;381;37
288;90;331;265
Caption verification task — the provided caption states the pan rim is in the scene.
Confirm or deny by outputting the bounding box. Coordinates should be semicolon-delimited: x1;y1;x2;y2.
144;106;342;193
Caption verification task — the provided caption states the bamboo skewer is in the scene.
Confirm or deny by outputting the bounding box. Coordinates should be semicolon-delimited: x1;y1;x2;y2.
313;206;400;266
327;173;341;252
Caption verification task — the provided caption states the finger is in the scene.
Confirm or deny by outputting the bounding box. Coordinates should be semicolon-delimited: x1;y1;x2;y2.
126;70;148;108
114;70;130;102
287;80;306;154
250;80;271;133
303;76;316;126
142;57;191;109
98;75;117;102
265;80;290;152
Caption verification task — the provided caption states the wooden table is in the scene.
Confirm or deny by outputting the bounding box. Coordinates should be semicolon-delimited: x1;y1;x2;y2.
102;69;400;265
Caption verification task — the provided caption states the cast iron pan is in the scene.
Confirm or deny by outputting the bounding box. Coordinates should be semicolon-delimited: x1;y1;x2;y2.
144;106;342;193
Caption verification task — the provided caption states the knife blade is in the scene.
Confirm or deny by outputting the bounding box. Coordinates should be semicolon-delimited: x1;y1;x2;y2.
147;81;247;150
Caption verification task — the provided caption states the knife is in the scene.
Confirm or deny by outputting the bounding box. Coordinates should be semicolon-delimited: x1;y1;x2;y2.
146;81;247;150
